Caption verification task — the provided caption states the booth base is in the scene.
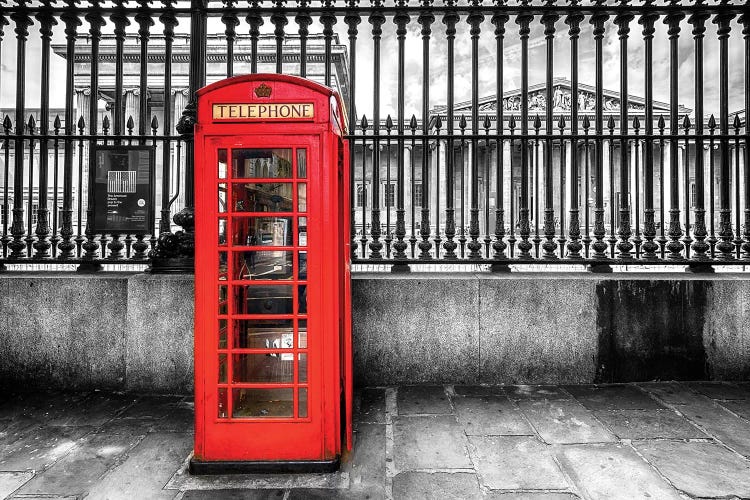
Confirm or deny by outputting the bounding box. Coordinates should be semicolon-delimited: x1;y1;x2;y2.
188;457;340;475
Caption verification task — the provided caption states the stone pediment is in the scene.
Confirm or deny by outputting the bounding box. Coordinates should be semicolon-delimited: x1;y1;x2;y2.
438;77;690;116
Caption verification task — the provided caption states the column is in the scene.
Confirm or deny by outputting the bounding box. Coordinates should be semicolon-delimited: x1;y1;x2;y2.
172;89;188;221
403;145;412;236
664;141;671;223
124;88;140;133
75;87;92;224
503;139;512;230
603;139;610;225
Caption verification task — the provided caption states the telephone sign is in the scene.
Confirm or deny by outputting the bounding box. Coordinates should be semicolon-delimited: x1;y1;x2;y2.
192;74;352;473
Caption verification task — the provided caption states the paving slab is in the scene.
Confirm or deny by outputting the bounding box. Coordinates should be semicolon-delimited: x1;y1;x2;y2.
564;385;665;410
392;472;481;500
392;415;471;471
687;381;750;401
453;396;533;436
355;388;386;424
453;385;505;397
13;431;144;497
116;395;185;420
181;490;286;499
348;423;386;496
517;399;616;444
484;494;579;500
504;385;572;401
0;471;33;498
718;399;750;421
676;398;750;456
286;488;381;500
634;440;750;498
468;436;568;491
555;444;682;500
396;386;452;415
0;424;94;472
637;382;702;405
84;432;192;500
592;409;707;439
167;466;350;491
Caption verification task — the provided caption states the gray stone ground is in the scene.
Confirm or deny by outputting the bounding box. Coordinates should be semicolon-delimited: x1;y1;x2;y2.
1;382;750;499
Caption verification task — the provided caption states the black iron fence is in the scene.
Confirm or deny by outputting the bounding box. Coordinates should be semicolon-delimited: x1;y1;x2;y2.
0;0;748;272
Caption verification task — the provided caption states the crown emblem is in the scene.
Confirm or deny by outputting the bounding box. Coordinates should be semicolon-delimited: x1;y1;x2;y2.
254;83;272;98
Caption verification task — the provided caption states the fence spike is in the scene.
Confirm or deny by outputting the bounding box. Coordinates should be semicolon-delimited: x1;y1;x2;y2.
77;115;85;132
582;115;590;130
483;115;491;130
534;114;542;129
385;114;393;131
409;114;418;131
658;114;666;131
682;115;691;130
151;115;159;132
557;114;566;130
733;113;741;130
27;115;36;133
3;115;12;132
53;115;61;132
435;114;442;130
708;114;716;130
633;115;640;131
102;115;110;134
127;115;135;134
459;114;467;130
607;115;616;130
360;114;368;130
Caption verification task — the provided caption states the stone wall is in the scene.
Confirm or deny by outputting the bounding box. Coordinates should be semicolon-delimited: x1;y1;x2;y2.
0;272;748;393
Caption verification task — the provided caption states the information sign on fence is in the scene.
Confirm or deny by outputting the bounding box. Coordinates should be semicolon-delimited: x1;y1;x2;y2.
92;146;156;234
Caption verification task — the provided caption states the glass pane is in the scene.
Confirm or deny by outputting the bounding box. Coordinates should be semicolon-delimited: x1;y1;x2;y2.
232;388;293;418
234;319;294;349
232;182;293;212
218;183;227;213
298;353;307;383
298;319;307;348
299;388;307;418
232;216;293;246
218;388;228;418
297;183;307;212
218;354;227;383
218;149;227;179
235;250;293;280
232;149;293;179
219;285;228;315
298;285;307;314
219;218;227;246
297;149;307;178
298;217;307;247
236;285;294;315
298;251;307;280
219;319;228;349
218;251;228;279
233;354;293;383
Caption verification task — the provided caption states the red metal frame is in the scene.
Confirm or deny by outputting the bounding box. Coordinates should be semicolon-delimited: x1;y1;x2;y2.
192;74;351;472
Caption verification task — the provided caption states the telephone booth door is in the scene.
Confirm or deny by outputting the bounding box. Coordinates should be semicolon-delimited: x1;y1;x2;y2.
192;74;351;473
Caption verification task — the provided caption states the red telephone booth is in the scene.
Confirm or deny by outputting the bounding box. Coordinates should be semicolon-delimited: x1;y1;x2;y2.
191;74;352;473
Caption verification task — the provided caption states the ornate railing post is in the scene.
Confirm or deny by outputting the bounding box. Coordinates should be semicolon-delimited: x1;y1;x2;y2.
640;9;659;260
9;2;33;259
467;0;484;260
742;13;750;261
367;0;385;260
516;7;533;260
147;0;207;273
566;5;584;260
490;3;510;271
79;1;105;270
391;0;410;271
714;10;735;260
541;8;558;260
417;0;434;260
33;1;56;260
442;0;459;261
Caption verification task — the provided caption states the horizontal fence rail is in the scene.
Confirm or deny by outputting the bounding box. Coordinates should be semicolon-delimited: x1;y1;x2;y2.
0;0;748;272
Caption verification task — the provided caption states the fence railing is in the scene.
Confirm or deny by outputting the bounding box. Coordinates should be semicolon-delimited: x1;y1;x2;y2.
0;0;748;272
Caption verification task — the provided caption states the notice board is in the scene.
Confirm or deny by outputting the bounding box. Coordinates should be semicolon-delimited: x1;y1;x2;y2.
92;145;156;234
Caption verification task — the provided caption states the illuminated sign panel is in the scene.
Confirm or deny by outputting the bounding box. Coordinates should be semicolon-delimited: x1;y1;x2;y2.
212;103;315;121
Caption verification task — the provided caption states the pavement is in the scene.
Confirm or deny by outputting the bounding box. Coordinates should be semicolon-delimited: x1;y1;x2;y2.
1;382;750;500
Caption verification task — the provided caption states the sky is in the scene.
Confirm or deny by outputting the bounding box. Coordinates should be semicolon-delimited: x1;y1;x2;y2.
0;13;745;121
